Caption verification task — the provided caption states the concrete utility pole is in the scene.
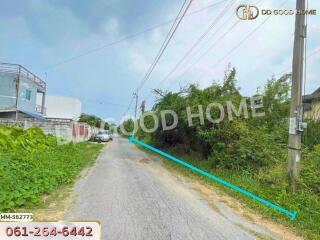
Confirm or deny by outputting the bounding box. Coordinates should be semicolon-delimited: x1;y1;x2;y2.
134;92;139;119
288;0;307;193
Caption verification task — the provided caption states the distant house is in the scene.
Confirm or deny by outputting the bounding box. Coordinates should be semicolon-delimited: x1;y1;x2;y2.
0;63;46;120
304;88;320;120
44;96;96;142
45;96;81;121
0;63;96;142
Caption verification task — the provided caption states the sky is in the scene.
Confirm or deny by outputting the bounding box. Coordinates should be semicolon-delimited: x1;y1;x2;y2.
0;0;319;123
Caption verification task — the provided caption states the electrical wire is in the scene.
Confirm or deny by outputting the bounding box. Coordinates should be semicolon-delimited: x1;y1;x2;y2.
122;0;193;117
134;0;189;93
197;0;290;84
146;0;267;98
275;47;320;78
168;16;240;90
193;0;263;66
82;99;132;109
142;0;236;102
134;0;193;94
302;0;309;143
149;0;236;93
122;94;135;117
122;0;192;117
44;0;225;71
303;0;308;104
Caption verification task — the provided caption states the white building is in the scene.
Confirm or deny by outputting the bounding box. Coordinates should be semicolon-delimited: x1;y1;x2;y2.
44;96;81;121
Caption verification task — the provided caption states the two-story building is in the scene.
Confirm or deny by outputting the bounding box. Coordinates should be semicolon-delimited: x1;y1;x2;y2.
0;63;98;142
0;63;46;120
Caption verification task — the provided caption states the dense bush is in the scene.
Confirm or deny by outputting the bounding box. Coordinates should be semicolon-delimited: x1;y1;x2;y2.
0;127;103;211
0;127;57;153
303;120;320;147
125;67;292;171
120;66;320;239
299;145;320;195
79;113;109;129
121;68;319;193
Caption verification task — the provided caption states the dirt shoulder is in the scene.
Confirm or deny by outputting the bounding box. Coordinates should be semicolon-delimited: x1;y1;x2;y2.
140;147;304;240
164;162;303;239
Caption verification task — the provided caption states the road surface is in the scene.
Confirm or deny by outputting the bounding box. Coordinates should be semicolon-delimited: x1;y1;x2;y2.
65;137;281;240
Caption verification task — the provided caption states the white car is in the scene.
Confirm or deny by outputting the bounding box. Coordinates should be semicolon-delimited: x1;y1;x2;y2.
94;130;113;142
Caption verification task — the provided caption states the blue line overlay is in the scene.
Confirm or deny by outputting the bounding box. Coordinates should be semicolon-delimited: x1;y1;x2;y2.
129;134;297;220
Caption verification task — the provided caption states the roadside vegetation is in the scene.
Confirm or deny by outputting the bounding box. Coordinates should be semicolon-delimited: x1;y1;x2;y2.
79;113;109;129
0;127;103;212
121;67;320;239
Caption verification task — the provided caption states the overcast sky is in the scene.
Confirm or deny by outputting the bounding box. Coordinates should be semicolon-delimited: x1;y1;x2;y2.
0;0;319;123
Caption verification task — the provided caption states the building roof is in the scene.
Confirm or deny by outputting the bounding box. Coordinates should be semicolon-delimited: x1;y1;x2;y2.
20;110;46;121
303;87;320;102
45;96;81;121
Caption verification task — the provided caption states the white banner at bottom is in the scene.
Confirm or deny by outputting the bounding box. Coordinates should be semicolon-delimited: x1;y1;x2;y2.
0;221;101;240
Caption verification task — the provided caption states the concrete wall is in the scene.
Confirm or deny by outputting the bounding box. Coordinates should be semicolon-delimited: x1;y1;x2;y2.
0;72;17;110
0;119;98;143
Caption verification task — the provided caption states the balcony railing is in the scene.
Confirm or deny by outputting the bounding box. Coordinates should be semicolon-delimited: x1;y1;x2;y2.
0;62;46;91
36;105;46;115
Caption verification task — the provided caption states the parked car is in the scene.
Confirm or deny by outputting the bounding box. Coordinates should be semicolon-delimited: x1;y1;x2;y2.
93;130;113;143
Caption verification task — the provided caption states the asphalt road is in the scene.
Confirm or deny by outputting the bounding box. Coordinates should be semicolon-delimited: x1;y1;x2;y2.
65;137;281;240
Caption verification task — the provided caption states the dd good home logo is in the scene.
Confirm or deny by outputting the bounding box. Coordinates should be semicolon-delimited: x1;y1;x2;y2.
236;4;259;20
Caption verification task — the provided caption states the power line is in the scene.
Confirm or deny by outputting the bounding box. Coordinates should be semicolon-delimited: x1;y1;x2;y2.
135;0;194;94
199;0;290;83
193;0;263;63
160;0;266;93
122;94;135;117
44;0;227;71
134;0;189;93
184;15;239;69
165;14;240;91
302;0;309;104
155;0;236;89
143;0;236;101
275;47;320;78
122;0;194;118
305;47;320;58
122;0;192;118
123;0;193;118
82;99;133;109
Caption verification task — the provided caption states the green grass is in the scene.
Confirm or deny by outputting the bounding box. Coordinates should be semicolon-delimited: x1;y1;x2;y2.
137;139;320;240
0;141;104;212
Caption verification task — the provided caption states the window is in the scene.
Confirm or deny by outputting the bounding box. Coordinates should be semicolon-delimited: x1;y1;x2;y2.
23;89;31;101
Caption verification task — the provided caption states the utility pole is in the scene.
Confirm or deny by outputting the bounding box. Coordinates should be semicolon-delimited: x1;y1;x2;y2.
134;92;139;119
15;66;21;120
288;0;306;193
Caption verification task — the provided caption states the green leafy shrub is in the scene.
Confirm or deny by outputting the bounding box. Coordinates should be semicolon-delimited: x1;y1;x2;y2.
299;145;320;195
0;127;57;152
0;127;103;211
303;120;320;147
136;66;320;239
